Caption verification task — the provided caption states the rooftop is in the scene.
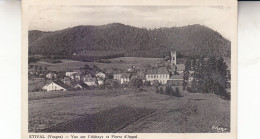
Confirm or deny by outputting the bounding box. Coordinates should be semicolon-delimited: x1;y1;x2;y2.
122;73;131;78
146;67;169;74
52;80;73;90
170;73;184;79
176;64;185;71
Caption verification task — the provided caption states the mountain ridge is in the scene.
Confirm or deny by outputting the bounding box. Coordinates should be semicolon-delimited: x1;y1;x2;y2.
29;23;231;59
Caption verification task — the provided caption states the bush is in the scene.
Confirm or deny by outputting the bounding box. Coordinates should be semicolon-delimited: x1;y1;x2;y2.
105;79;120;89
165;86;173;95
152;80;159;86
159;87;164;94
174;87;182;97
144;81;151;86
155;86;159;93
187;87;195;93
129;78;143;88
171;89;175;96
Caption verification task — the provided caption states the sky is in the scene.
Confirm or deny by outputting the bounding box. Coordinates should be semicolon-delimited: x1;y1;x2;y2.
28;6;234;39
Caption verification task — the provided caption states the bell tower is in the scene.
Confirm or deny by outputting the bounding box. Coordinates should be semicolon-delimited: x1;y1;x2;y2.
170;51;177;66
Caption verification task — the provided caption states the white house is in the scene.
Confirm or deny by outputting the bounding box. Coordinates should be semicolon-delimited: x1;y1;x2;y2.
46;72;57;79
65;71;78;78
83;74;97;86
42;80;72;91
84;78;97;86
113;73;122;80
97;78;104;85
146;67;170;84
74;73;82;82
96;72;106;79
120;74;131;84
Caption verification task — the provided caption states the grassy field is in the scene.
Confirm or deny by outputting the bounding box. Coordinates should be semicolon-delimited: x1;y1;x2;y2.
42;106;155;133
28;87;230;133
29;57;162;71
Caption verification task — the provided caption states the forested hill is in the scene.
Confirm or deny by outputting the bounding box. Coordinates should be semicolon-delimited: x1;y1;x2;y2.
29;23;231;59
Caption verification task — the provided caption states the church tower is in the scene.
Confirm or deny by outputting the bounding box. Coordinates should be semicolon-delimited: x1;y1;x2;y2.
170;51;177;66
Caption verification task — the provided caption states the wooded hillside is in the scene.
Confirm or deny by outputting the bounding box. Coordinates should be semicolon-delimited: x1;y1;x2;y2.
29;23;231;59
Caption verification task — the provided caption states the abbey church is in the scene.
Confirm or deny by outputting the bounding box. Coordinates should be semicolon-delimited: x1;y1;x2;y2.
145;51;185;85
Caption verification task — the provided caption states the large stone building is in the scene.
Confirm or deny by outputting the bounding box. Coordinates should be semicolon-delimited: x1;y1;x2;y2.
146;67;170;84
167;74;184;86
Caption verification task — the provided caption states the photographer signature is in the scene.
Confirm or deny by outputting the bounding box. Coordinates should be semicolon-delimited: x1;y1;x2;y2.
211;125;229;132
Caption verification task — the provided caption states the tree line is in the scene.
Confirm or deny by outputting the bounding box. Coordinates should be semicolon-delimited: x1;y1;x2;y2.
183;57;230;100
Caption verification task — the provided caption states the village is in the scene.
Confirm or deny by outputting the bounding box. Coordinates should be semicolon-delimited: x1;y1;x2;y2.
28;51;191;92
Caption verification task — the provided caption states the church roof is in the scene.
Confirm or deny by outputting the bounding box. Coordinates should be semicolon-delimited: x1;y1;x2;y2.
170;73;184;79
176;64;185;71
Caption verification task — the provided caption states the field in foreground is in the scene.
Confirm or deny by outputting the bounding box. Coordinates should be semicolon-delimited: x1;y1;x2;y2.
29;88;230;133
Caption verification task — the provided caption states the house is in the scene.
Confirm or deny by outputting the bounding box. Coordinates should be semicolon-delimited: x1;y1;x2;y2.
84;78;97;86
146;67;170;85
74;83;88;90
42;80;72;91
127;67;135;72
176;64;185;73
46;72;57;79
113;73;122;80
62;76;72;86
83;74;97;86
65;71;78;77
189;70;195;74
96;72;106;79
97;77;104;85
167;74;184;86
120;74;131;84
74;72;83;82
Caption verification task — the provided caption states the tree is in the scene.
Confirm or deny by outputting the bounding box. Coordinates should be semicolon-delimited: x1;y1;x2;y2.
188;56;229;99
156;86;159;93
159;87;164;94
144;81;151;86
165;86;173;95
183;59;191;88
171;87;175;96
175;87;180;96
129;78;143;88
112;80;120;89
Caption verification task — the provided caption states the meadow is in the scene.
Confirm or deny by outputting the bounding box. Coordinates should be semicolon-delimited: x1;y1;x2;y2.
29;57;163;72
28;87;230;133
